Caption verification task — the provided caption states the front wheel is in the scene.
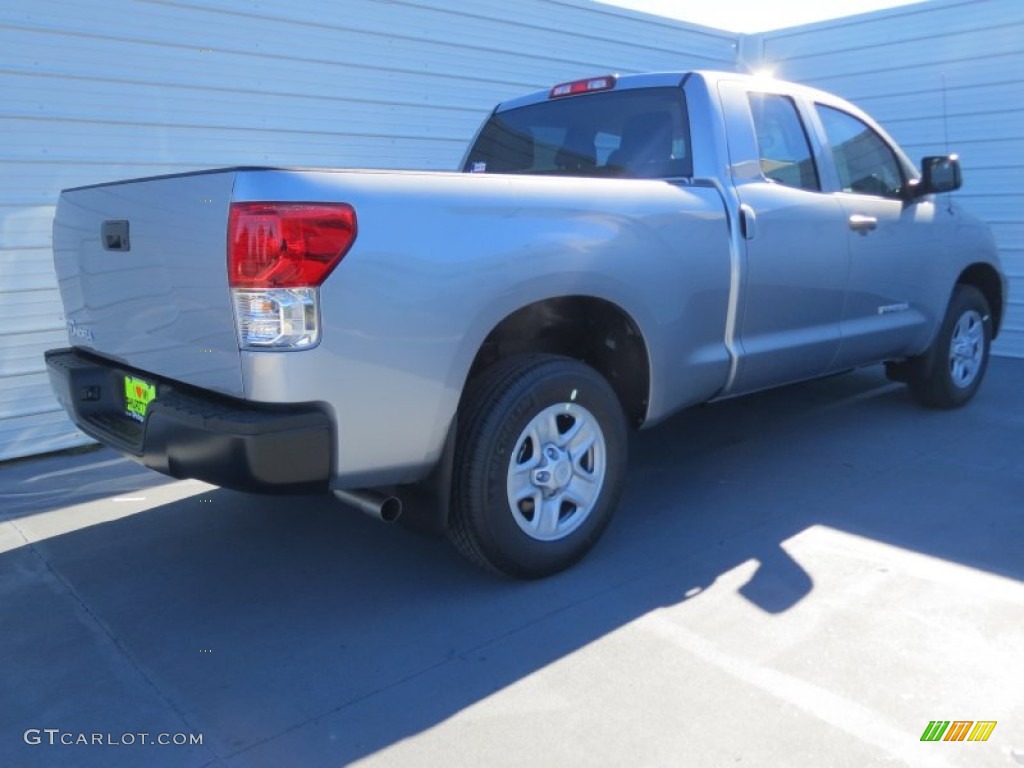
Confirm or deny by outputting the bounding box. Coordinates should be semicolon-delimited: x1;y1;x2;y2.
906;284;992;408
449;355;628;578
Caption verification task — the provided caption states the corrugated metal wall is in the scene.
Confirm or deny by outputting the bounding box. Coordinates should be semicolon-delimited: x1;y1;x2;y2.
750;0;1024;358
0;0;738;462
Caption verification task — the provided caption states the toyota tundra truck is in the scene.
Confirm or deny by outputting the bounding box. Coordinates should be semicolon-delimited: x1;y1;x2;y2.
45;71;1005;578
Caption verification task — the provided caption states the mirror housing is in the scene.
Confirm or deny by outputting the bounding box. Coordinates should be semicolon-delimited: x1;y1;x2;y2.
907;154;962;198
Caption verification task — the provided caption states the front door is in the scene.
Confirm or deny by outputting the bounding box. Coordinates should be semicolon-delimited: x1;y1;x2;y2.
813;103;944;368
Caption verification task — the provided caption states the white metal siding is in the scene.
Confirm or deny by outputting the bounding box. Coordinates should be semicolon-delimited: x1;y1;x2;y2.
0;0;738;461
753;0;1024;358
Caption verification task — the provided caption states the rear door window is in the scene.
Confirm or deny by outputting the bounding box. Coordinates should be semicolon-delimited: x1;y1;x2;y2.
465;87;692;178
747;92;820;192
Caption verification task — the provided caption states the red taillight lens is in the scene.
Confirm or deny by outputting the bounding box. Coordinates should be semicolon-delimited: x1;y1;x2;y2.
228;202;357;288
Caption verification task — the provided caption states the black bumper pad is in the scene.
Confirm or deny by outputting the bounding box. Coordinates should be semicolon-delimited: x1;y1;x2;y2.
45;348;332;493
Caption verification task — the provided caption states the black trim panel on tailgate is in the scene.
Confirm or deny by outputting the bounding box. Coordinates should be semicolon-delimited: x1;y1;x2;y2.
45;348;333;493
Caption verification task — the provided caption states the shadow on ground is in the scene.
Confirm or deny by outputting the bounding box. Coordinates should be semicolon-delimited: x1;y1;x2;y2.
1;359;1021;766
0;444;177;521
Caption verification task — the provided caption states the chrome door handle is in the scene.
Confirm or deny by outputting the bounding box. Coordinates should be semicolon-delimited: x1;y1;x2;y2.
849;214;878;233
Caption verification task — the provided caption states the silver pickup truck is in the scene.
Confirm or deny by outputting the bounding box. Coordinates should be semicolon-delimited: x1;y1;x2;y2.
46;70;1005;577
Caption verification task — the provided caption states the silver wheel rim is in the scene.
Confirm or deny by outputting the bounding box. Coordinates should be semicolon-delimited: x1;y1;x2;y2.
506;403;607;542
949;309;985;389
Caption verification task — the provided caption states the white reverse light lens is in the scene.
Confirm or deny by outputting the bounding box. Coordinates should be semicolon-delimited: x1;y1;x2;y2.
232;288;319;349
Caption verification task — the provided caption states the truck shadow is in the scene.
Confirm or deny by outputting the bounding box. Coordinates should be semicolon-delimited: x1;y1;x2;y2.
0;446;178;522
2;359;1021;766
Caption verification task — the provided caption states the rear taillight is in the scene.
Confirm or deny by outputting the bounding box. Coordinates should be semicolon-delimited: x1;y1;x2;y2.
228;202;356;289
228;202;356;349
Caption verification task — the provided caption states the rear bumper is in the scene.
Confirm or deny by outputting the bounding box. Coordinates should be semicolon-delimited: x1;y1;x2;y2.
45;348;333;493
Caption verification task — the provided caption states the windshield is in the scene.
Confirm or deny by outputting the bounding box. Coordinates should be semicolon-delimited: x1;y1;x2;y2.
464;87;692;179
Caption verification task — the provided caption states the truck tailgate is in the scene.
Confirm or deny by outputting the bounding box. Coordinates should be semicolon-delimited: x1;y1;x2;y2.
53;170;243;396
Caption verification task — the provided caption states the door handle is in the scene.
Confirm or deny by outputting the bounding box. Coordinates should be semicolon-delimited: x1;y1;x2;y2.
848;214;878;233
740;204;756;240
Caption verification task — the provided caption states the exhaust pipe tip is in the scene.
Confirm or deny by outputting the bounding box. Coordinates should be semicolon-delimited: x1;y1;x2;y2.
333;489;403;523
378;496;403;523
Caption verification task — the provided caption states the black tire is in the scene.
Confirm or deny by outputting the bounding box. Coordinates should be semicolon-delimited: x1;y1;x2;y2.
906;284;992;409
448;354;628;578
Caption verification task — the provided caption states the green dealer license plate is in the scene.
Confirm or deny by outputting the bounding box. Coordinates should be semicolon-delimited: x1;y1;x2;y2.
124;375;157;422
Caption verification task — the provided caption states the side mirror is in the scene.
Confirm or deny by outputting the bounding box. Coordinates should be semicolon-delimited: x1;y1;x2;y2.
908;154;962;198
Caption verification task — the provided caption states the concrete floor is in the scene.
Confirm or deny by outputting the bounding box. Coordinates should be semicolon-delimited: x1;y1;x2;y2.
1;359;1022;767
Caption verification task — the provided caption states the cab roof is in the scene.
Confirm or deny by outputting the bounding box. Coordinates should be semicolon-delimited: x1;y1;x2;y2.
494;70;848;115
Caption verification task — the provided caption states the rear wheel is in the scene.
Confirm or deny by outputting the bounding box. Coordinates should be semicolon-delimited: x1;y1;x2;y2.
449;355;628;578
906;284;992;408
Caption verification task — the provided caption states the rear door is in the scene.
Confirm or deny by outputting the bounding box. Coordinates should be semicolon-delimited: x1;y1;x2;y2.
53;170;244;396
718;81;850;394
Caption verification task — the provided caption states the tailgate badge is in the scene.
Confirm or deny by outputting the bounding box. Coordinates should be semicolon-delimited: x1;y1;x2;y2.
102;220;130;251
66;319;95;342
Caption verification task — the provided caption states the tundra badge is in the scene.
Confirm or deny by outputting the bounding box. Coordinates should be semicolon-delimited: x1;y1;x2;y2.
66;319;95;342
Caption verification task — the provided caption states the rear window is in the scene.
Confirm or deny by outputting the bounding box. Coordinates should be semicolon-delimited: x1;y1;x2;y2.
464;87;692;179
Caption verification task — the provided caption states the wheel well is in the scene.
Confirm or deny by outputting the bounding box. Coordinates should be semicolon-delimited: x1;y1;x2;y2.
467;297;651;426
958;263;1003;337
